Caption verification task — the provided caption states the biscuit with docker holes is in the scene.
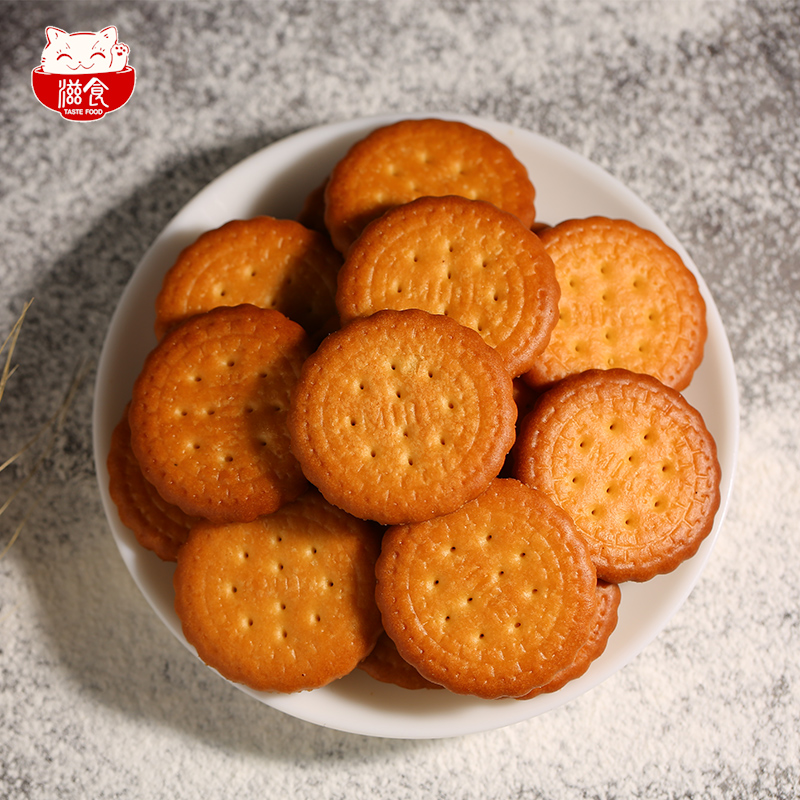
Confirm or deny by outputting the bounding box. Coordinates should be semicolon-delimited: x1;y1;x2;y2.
358;631;443;690
375;478;598;699
154;216;341;340
173;489;383;693
517;580;621;699
523;217;707;391
336;195;560;376
288;308;517;526
107;405;197;561
129;304;311;523
514;369;721;583
324;118;537;253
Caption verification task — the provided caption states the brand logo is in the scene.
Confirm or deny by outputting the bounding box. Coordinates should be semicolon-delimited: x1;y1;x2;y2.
31;26;135;122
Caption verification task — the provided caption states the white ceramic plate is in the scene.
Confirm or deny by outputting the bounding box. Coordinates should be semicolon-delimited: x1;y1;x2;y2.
93;113;739;739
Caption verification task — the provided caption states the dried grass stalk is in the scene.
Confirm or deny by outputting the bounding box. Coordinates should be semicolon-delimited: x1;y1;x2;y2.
0;298;33;407
1;299;89;559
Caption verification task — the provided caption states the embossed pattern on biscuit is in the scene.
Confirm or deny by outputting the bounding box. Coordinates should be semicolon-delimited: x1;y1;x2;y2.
173;490;382;693
107;406;197;561
375;479;598;699
515;369;721;583
129;305;310;523
336;196;560;376
154;217;341;339
323;118;536;253
524;217;707;391
288;309;517;525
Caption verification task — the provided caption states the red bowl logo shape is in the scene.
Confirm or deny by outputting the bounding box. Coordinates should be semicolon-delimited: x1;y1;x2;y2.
32;66;135;121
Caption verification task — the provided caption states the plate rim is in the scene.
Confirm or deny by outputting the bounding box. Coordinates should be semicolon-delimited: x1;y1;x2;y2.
92;112;739;739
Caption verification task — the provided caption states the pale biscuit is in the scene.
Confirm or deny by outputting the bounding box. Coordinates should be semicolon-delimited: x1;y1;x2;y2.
336;195;560;376
523;217;707;391
154;216;341;340
288;308;517;525
375;478;598;699
324;118;536;253
173;489;383;693
515;369;721;583
129;304;311;523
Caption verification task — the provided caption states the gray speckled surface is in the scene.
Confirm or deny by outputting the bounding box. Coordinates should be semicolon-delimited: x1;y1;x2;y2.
1;1;799;797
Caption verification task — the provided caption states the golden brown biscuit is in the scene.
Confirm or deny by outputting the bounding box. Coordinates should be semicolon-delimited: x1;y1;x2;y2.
336;195;560;376
515;369;721;583
173;489;383;693
517;580;621;699
288;308;517;525
107;405;197;561
154;216;341;340
130;304;311;523
512;376;540;422
358;631;444;690
523;217;707;391
324;118;536;253
296;179;328;233
375;478;598;699
499;378;542;478
531;221;553;236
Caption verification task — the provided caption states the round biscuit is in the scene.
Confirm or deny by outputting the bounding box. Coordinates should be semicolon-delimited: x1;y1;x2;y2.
296;179;329;233
336;195;560;376
324;118;536;253
358;631;444;691
129;304;311;523
515;369;721;583
375;478;598;699
173;490;383;693
154;216;341;339
523;217;707;391
107;406;197;561
288;308;517;525
516;580;621;699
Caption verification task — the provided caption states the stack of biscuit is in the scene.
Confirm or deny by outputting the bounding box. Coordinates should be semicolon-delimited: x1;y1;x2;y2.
108;118;721;700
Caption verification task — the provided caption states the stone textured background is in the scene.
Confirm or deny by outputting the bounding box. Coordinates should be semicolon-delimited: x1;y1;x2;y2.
1;1;798;798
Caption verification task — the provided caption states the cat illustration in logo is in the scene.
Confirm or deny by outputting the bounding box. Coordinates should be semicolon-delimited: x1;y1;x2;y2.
40;26;130;75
